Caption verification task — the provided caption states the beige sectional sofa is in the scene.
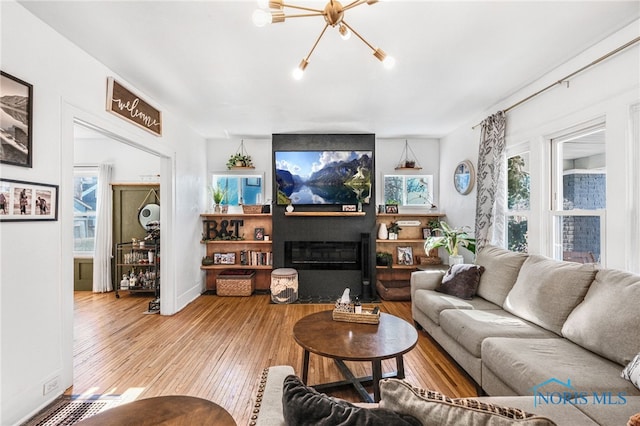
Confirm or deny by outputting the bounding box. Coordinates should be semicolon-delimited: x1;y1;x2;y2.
411;245;640;425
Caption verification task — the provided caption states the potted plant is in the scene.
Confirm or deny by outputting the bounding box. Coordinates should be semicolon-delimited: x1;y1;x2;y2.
209;186;226;212
388;221;402;239
226;153;253;169
376;252;393;268
424;221;476;265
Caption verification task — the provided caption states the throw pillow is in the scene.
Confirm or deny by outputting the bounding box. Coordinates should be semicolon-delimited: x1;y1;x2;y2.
435;264;485;300
379;378;557;426
281;375;420;426
622;353;640;390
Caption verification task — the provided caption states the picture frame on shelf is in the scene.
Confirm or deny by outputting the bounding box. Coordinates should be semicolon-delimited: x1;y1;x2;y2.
422;228;432;239
254;227;265;240
385;204;399;214
1;71;33;168
0;178;58;221
397;246;413;265
214;252;236;265
342;204;356;212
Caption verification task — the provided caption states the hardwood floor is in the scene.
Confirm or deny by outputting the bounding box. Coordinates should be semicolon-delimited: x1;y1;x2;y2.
70;292;477;425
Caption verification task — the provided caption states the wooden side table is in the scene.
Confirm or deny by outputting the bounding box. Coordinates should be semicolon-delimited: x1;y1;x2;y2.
293;310;418;402
76;395;236;425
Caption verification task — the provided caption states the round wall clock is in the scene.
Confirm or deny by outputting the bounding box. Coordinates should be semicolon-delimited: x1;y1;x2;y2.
454;160;475;195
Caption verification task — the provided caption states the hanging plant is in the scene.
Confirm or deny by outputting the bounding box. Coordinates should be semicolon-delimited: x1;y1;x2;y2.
226;140;255;169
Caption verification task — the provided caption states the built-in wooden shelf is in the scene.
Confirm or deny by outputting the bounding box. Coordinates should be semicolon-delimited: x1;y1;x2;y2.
376;265;420;270
201;240;271;244
394;167;423;171
376;212;445;217
377;239;426;243
200;213;271;218
201;265;272;270
284;212;366;217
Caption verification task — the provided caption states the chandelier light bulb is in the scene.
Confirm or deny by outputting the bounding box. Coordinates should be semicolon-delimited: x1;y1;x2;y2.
383;55;396;69
292;67;304;80
252;9;272;27
338;24;351;40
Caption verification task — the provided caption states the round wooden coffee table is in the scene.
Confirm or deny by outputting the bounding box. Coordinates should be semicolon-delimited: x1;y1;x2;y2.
293;310;418;402
76;395;236;425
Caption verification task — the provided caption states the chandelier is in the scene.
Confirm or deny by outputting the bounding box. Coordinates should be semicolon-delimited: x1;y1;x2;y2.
252;0;395;79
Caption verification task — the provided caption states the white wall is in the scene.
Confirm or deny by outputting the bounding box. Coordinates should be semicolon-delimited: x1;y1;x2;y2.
0;2;207;424
440;20;640;266
75;136;161;183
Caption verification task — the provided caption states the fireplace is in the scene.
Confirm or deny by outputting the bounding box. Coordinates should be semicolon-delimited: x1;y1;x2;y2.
285;241;361;270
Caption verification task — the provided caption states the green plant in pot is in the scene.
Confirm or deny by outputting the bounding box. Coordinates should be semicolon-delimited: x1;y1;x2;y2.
209;186;227;212
376;252;393;268
424;221;476;265
226;153;253;169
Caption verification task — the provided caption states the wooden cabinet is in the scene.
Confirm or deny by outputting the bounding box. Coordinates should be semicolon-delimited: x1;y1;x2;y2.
375;213;445;282
200;213;272;292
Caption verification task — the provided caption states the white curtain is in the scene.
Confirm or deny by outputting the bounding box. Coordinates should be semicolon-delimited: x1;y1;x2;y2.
475;111;507;251
93;163;113;293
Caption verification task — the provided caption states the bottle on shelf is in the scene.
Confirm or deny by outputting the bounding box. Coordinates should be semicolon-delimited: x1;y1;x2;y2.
354;297;362;314
120;274;129;290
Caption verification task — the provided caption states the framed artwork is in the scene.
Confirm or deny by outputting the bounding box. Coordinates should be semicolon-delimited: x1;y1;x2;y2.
214;252;236;265
342;204;356;212
1;71;33;168
397;246;414;265
254;227;265;240
422;228;432;239
454;160;475;195
385;204;399;214
383;175;434;206
0;178;58;221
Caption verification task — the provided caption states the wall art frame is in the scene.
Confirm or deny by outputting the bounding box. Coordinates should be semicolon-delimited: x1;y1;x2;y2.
0;178;58;221
1;71;33;168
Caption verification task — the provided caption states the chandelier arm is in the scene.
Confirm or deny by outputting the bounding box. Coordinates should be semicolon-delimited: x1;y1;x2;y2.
280;3;324;13
281;12;325;19
341;20;376;51
342;0;368;12
303;23;330;62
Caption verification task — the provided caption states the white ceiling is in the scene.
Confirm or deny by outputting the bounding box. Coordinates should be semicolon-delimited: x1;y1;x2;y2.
19;0;640;140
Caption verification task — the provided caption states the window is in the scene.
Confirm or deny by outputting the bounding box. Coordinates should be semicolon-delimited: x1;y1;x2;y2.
550;124;606;264
506;149;530;253
73;167;98;253
211;173;264;206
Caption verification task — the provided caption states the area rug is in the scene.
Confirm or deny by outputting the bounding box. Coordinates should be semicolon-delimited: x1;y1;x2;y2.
22;394;122;426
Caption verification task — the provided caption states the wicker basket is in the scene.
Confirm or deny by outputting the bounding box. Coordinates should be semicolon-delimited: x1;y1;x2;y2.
418;255;442;265
216;270;255;296
242;205;263;214
332;308;380;324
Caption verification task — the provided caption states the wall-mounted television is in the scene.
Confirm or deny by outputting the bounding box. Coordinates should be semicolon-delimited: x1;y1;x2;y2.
275;150;372;205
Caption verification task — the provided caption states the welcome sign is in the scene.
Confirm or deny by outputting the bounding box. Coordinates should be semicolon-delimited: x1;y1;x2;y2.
106;77;162;136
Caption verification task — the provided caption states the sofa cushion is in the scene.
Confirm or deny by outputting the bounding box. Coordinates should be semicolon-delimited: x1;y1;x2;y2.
503;255;597;335
622;353;640;391
575;396;640;426
436;264;485;300
481;338;640;397
379;378;557;425
439;309;556;357
562;268;640;366
475;245;528;306
474;396;599;426
281;375;420;426
413;289;501;325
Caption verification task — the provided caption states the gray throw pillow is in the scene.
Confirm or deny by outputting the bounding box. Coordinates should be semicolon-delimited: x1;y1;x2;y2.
282;375;421;426
436;264;486;300
379;378;557;426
